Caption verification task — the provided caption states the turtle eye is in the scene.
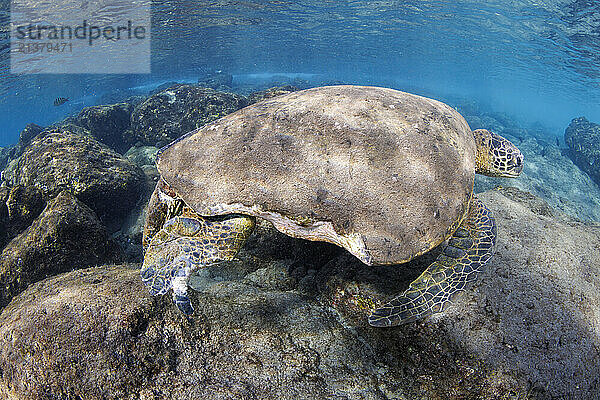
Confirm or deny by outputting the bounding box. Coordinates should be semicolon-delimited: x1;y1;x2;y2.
506;150;524;175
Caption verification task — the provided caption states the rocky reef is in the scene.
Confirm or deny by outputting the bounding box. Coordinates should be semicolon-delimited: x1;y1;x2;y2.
564;116;600;186
2;130;145;223
0;128;145;298
14;123;44;157
130;84;247;147
0;147;11;171
77;102;134;153
0;187;598;399
0;191;117;309
247;85;299;104
198;71;234;91
0;184;45;247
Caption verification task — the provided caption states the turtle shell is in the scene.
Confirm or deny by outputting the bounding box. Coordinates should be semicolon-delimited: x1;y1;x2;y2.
156;85;476;265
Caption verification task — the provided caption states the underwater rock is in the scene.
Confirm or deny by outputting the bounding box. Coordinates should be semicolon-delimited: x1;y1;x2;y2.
116;164;160;262
289;78;311;89
18;122;44;143
464;114;525;144
247;85;299;104
262;75;308;90
0;187;8;247
99;90;147;107
14;123;44;156
197;71;233;90
0;125;44;171
77;103;134;153
124;144;159;167
5;185;45;232
0;184;45;248
130;84;247;146
149;81;184;96
1;130;145;224
0;145;16;172
0;188;597;399
49;118;93;137
0;191;116;310
564;116;600;185
0;264;399;399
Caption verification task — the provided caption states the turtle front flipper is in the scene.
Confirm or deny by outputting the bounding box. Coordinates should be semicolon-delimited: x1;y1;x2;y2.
369;196;496;327
141;214;255;314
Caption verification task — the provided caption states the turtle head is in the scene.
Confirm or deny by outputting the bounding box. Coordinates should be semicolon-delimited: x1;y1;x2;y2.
472;129;524;178
142;178;184;251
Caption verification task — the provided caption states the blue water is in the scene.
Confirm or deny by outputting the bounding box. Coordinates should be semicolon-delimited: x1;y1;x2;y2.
1;0;600;146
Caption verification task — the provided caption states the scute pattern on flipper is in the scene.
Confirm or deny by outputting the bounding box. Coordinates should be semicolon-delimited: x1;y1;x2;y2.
368;196;496;327
141;214;255;297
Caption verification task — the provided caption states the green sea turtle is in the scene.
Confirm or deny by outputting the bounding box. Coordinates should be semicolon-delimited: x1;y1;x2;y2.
141;85;523;327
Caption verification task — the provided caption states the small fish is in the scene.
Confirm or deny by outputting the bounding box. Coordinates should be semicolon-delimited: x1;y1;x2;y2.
53;97;69;106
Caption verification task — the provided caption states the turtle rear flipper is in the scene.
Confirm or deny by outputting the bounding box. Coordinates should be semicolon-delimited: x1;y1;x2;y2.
141;215;255;315
369;196;496;327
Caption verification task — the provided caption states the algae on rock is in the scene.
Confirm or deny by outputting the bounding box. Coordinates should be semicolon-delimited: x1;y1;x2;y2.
77;102;134;153
2;130;145;223
0;191;117;310
130;84;247;146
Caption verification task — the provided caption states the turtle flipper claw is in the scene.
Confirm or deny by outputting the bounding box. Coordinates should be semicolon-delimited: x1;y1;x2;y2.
369;196;496;327
174;293;194;315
